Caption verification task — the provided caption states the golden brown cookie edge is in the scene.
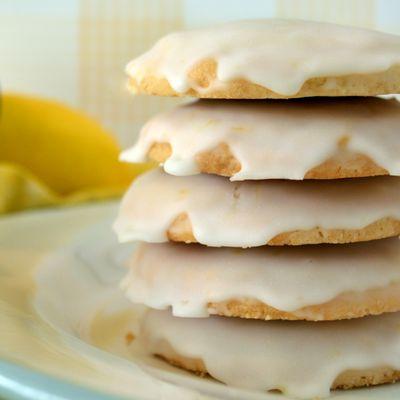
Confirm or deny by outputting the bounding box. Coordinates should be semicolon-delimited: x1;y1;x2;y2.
147;142;389;180
128;61;400;99
154;345;400;392
207;282;400;321
167;214;400;246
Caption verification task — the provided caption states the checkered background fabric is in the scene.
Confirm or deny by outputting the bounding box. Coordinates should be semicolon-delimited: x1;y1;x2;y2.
1;0;399;145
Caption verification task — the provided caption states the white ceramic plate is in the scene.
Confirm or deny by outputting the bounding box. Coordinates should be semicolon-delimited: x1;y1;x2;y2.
1;203;400;400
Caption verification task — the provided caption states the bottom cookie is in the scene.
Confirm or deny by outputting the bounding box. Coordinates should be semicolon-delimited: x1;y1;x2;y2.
142;310;400;399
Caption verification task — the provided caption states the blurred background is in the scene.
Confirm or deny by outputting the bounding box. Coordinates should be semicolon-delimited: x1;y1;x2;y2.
1;0;399;146
0;0;399;214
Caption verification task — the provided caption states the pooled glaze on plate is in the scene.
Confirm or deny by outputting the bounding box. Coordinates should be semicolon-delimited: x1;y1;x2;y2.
0;205;210;400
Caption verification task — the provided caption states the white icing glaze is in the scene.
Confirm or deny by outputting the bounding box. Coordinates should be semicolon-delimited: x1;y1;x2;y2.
126;19;400;96
122;238;400;318
143;310;400;399
113;168;400;247
121;97;400;180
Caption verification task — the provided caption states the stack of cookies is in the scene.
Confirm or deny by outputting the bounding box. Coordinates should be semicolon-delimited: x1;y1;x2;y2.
114;20;400;399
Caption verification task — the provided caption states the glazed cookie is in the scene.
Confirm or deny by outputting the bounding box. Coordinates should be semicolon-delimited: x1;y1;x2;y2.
113;169;400;247
126;20;400;99
123;239;400;321
121;97;400;180
142;310;400;399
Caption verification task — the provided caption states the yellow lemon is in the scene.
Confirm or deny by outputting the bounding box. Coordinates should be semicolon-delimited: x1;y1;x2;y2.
0;93;149;195
0;93;152;213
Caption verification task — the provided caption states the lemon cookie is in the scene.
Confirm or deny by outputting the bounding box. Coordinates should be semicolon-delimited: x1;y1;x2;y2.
126;19;400;99
121;97;400;180
142;310;400;399
114;169;400;247
124;239;400;321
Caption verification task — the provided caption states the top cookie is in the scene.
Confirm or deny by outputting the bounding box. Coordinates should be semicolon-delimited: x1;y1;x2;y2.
126;19;400;99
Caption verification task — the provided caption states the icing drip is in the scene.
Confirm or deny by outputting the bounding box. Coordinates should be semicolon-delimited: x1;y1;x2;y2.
113;169;400;247
142;310;400;399
121;97;400;180
122;239;400;317
126;19;400;96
